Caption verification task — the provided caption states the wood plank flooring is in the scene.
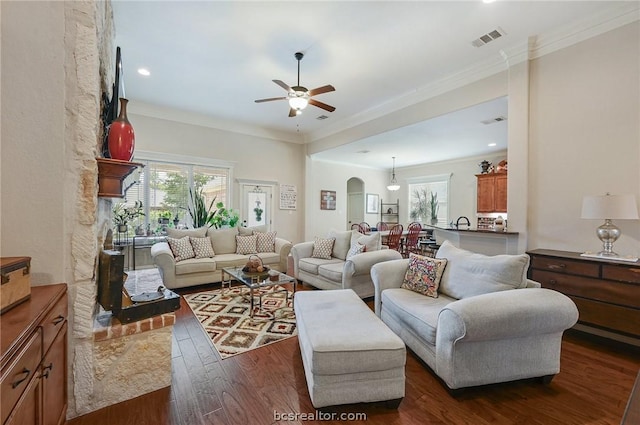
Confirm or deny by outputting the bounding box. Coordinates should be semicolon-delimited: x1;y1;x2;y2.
67;282;640;425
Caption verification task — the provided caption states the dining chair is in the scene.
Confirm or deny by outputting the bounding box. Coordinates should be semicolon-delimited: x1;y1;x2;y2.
386;224;404;252
351;223;361;231
402;222;423;258
376;222;389;231
358;222;371;234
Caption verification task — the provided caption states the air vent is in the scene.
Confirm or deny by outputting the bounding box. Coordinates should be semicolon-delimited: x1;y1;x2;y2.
316;115;329;120
481;116;507;125
471;27;506;47
356;150;370;154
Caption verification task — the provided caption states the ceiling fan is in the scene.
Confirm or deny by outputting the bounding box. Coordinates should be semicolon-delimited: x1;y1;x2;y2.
255;52;336;117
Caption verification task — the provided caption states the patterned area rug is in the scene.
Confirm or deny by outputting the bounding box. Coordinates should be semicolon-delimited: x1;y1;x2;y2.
184;285;297;359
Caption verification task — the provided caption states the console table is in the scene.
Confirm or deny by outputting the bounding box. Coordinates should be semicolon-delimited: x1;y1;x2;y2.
527;249;640;342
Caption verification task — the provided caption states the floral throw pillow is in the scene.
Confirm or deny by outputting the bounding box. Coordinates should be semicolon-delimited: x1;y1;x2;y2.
346;242;366;260
190;237;215;259
312;237;335;260
401;253;448;298
256;231;277;253
167;236;195;262
236;235;258;255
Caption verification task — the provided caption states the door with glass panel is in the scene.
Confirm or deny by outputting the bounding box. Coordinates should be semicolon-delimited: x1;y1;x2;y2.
240;184;273;230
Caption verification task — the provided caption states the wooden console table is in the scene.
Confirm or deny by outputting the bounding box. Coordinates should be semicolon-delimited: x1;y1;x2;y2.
527;249;639;342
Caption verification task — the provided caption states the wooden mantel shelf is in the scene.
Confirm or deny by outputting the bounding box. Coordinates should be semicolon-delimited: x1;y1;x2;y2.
96;158;143;198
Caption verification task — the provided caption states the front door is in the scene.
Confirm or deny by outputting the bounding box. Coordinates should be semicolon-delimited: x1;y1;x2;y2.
240;184;273;229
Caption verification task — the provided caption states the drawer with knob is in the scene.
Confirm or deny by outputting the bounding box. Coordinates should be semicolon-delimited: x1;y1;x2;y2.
528;249;640;341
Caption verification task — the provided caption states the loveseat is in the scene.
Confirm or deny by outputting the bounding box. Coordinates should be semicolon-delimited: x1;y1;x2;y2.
291;229;403;298
150;226;292;290
371;240;579;390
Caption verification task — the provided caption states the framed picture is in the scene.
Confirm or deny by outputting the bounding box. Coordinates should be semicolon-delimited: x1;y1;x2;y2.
366;193;379;214
320;190;336;210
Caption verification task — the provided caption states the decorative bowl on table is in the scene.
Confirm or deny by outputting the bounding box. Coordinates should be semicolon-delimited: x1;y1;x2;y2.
242;255;270;277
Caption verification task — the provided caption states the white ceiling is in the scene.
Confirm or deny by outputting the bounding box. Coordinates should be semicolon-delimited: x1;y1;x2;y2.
112;1;636;168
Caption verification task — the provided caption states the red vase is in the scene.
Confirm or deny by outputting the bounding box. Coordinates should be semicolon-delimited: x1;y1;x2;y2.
108;98;135;161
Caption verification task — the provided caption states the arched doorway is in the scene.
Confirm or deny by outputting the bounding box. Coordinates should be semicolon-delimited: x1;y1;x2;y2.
346;177;364;230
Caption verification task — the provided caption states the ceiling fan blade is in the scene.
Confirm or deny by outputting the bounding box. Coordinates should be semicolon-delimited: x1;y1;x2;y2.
255;97;287;103
309;98;336;113
308;85;335;96
288;108;298;118
273;80;292;92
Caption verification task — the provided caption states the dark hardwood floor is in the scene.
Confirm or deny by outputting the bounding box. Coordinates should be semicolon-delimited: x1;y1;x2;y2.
67;282;640;425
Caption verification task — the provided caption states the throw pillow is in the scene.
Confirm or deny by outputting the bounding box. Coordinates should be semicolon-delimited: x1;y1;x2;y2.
346;242;366;260
435;240;530;299
190;236;215;259
326;230;352;260
167;236;195;262
312;237;335;260
350;230;382;252
401;253;448;298
256;231;277;253
207;227;238;254
236;234;258;255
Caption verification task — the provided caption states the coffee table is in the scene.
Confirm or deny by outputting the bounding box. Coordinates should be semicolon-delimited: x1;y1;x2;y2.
220;266;297;317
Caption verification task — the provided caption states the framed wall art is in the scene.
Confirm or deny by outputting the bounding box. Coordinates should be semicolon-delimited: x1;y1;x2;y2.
366;193;379;214
320;190;336;210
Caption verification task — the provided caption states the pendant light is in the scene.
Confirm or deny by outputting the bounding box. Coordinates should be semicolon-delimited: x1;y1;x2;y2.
387;157;400;191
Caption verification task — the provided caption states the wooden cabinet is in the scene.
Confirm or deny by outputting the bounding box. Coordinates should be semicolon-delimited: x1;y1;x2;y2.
527;249;640;340
380;199;399;225
1;284;68;425
476;172;507;213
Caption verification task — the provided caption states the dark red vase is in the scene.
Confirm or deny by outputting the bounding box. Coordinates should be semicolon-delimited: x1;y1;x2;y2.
108;98;135;161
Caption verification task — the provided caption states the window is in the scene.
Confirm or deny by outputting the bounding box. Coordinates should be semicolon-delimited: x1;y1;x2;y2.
121;154;231;234
407;174;451;226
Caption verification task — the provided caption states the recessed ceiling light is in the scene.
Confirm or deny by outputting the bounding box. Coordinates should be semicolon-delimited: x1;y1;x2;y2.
488;143;497;147
137;68;150;76
356;150;370;154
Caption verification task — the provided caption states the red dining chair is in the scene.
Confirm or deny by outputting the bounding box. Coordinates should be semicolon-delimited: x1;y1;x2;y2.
358;222;371;234
376;222;389;231
402;222;423;258
351;223;360;231
386;224;404;252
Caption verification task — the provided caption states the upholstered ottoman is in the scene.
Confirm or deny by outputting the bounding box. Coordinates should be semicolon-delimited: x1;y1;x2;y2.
294;289;406;408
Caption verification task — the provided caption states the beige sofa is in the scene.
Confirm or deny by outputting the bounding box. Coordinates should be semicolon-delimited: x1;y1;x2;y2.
371;240;579;390
150;226;292;290
291;229;403;298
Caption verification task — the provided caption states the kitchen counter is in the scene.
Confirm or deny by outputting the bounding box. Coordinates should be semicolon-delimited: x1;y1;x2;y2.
428;225;518;235
429;225;520;255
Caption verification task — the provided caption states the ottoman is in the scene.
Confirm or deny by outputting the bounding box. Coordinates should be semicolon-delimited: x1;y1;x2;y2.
294;289;406;408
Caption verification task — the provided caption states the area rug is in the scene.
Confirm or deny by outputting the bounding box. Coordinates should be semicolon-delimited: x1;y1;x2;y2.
184;285;297;359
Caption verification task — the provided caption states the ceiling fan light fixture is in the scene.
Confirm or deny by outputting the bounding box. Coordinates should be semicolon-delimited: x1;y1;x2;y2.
288;93;309;111
387;156;401;191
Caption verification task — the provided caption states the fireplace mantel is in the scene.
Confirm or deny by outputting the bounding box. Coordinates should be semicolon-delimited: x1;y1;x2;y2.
96;158;143;198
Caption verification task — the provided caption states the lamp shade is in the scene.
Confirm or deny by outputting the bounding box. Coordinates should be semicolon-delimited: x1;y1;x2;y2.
581;194;639;220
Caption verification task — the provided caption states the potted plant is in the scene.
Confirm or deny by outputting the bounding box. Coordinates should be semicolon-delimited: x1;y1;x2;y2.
211;202;240;228
410;188;430;224
112;200;145;233
429;191;439;225
158;210;172;225
188;188;218;228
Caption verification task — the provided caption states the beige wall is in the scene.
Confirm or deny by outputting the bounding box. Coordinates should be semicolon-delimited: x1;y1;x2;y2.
129;112;306;243
528;21;640;256
1;1;66;283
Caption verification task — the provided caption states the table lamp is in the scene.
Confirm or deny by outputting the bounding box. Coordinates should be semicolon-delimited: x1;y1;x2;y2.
581;193;639;258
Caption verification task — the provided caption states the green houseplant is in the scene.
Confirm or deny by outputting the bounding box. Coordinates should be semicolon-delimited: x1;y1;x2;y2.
113;201;145;233
188;188;218;228
410;188;430;224
429;191;439;225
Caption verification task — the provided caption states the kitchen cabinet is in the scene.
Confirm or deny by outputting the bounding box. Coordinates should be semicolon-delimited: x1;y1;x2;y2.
476;172;507;213
1;284;68;425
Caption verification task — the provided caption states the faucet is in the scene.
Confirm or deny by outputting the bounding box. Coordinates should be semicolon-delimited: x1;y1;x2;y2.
455;216;471;229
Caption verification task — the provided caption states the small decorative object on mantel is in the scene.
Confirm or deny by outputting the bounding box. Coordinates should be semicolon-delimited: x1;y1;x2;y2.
479;160;492;174
108;98;135;161
496;160;508;173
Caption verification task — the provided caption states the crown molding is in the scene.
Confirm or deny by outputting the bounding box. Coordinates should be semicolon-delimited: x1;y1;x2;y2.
128;101;305;144
308;3;639;144
531;3;639;59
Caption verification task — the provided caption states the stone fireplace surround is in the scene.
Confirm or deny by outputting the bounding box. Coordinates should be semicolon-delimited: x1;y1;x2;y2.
54;1;174;419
